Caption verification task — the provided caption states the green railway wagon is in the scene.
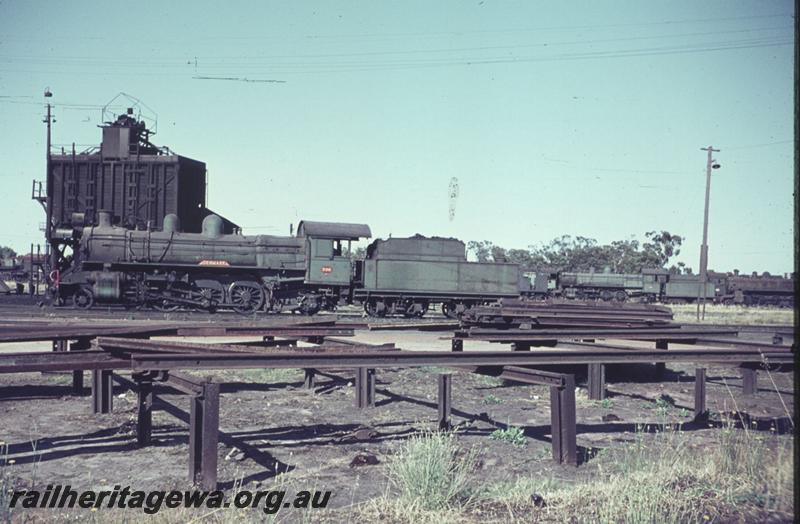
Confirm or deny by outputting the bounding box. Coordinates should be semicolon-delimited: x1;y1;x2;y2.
356;236;520;318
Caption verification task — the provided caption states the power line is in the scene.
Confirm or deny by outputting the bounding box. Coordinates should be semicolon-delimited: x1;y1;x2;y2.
725;139;793;150
0;12;792;44
0;36;790;77
192;76;286;84
0;25;790;63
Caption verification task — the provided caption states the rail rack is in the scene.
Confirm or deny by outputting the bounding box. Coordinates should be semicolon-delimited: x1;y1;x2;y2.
0;319;794;490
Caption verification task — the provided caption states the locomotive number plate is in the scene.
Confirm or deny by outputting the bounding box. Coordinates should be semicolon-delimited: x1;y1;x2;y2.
199;260;231;266
320;266;333;274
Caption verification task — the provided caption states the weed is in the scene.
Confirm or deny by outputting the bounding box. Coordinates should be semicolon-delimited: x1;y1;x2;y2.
595;398;614;409
489;426;526;446
418;366;451;375
387;431;478;511
482;394;502;405
478;476;565;502
476;375;503;387
235;368;300;384
1;444;15;524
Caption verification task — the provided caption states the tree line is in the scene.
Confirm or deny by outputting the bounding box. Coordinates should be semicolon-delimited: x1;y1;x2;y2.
467;231;691;274
0;246;17;260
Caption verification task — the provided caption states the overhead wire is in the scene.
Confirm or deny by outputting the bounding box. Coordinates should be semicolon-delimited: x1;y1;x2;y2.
0;12;792;44
0;35;791;78
0;24;791;64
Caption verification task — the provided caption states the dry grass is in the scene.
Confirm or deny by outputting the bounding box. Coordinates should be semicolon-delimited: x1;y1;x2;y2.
669;303;794;325
353;420;794;523
228;368;302;384
385;432;479;511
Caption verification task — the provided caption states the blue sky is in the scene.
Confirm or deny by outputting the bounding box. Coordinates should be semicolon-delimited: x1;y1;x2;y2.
0;1;794;274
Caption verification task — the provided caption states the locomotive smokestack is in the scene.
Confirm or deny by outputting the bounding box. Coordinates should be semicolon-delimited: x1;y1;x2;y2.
97;210;112;228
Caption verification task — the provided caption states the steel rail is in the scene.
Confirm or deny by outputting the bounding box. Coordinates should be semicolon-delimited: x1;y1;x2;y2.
465;308;674;318
555;340;794;353
464;365;567;387
0;350;126;373
127;347;794;371
464;321;676;330
164;372;208;395
367;322;460;331
690;337;794;348
459;327;740;341
174;326;355;337
97;336;400;355
0;325;185;343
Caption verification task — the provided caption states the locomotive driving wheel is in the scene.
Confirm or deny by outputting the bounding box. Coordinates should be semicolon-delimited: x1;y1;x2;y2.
229;281;264;314
194;283;225;311
198;286;223;307
72;286;94;309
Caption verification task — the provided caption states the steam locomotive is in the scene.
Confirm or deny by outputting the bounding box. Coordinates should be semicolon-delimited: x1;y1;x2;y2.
55;211;520;316
523;268;795;307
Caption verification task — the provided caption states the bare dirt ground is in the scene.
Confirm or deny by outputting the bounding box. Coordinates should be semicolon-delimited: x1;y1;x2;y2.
0;309;794;522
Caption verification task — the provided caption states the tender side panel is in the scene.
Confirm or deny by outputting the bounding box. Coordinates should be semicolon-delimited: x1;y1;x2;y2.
362;259;519;296
664;280;715;299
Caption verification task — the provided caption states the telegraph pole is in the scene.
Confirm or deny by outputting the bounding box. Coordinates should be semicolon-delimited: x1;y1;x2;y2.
697;146;720;320
43;89;55;272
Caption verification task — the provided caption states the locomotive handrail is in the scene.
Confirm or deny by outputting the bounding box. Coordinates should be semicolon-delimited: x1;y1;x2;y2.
155;230;174;263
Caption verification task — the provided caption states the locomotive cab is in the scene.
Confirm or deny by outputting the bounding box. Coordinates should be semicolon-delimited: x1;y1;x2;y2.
296;221;371;286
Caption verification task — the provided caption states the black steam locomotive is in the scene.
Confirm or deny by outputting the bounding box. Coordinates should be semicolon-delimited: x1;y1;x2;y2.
57;211;370;315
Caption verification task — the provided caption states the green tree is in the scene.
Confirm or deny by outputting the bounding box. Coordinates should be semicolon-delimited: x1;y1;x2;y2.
467;240;494;262
642;230;682;267
481;231;684;272
345;246;366;262
505;248;534;267
0;246;17;260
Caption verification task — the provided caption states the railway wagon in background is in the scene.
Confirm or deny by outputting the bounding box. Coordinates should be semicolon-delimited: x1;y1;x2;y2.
721;273;794;307
661;273;718;303
354;236;521;318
